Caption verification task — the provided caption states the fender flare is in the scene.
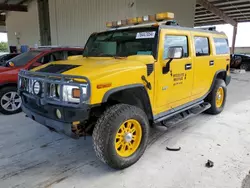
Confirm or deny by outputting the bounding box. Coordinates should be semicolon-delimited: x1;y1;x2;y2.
102;84;145;103
208;69;229;95
102;83;154;121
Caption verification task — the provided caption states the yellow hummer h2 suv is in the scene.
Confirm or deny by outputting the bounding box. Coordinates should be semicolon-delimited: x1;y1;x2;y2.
18;12;231;169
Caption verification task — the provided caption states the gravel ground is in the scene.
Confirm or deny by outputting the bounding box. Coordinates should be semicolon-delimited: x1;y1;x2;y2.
0;73;250;188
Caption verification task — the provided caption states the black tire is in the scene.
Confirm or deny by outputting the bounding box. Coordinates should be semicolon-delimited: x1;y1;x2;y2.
205;79;227;115
240;63;250;71
93;104;150;169
0;86;22;115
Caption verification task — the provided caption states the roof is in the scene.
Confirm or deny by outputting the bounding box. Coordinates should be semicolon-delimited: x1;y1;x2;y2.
195;0;250;26
32;46;84;52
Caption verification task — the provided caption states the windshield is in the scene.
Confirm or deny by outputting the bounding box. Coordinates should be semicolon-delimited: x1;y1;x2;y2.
8;51;41;67
83;27;158;58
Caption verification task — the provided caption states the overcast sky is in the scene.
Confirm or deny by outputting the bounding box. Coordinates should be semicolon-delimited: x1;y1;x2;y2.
216;22;250;47
0;22;249;47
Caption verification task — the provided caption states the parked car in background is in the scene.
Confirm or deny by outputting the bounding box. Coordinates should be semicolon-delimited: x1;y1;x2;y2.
0;53;20;66
0;47;84;114
230;54;250;71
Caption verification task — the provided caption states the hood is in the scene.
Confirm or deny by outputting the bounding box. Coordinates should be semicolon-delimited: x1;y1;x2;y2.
35;55;155;81
0;66;12;73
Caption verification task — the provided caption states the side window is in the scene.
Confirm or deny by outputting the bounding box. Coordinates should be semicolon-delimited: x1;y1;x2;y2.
164;35;188;59
194;37;210;56
51;51;64;61
68;50;83;56
38;51;64;64
214;38;230;55
37;54;50;64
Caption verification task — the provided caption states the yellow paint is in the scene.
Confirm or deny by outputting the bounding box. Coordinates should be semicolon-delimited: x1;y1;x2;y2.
115;119;142;157
155;29;194;113
190;32;230;101
67;55;84;61
33;26;229;119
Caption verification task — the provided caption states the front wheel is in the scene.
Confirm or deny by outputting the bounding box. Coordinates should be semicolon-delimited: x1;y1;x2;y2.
0;86;22;115
205;79;227;115
93;104;150;169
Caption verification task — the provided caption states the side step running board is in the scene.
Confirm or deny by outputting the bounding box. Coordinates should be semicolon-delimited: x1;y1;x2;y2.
159;102;211;127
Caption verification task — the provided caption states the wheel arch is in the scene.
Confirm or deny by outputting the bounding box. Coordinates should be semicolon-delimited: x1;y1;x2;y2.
0;83;17;90
210;70;229;90
102;84;153;122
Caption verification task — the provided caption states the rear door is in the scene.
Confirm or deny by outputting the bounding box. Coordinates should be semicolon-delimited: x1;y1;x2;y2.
191;34;214;99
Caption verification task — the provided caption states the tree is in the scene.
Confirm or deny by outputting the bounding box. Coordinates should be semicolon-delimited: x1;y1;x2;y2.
0;42;8;52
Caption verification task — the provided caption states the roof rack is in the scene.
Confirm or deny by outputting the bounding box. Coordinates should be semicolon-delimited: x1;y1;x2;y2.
196;26;216;31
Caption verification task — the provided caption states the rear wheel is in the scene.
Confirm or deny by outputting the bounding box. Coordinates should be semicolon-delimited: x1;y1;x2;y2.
205;79;227;115
92;104;149;169
0;86;22;115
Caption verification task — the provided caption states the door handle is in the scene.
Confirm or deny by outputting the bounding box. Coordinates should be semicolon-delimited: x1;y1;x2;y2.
209;60;214;66
185;63;192;70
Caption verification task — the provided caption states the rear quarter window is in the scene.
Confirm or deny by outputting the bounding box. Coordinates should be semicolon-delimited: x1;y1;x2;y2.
214;38;230;55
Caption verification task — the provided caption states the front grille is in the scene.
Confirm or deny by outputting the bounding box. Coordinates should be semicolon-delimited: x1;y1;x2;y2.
18;70;91;108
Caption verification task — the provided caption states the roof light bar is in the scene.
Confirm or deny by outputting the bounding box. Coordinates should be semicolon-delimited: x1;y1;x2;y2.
106;12;174;28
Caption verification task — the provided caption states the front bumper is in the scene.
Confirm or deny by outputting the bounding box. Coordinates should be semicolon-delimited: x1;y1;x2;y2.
22;97;91;139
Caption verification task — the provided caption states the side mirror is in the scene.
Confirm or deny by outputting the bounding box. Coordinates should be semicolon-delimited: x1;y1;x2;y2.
162;47;183;74
167;46;183;59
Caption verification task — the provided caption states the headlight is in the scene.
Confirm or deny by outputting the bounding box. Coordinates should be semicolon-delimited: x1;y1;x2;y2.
33;81;42;95
61;85;88;103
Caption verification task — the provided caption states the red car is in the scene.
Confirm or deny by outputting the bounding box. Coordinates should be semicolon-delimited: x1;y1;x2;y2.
0;47;84;114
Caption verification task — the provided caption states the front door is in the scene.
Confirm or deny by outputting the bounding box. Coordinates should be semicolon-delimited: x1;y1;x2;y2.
155;29;194;114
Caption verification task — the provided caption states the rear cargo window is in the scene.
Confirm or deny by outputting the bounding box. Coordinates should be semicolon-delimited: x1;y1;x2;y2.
214;38;230;55
194;37;210;56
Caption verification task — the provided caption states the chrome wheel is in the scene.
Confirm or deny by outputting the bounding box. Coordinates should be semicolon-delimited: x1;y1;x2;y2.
0;92;22;112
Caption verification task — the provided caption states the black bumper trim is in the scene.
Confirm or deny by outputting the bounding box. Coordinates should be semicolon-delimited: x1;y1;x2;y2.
21;95;90;123
22;105;79;139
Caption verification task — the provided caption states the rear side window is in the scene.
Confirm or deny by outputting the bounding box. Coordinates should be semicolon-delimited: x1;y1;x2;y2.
194;37;210;56
163;35;188;59
214;38;230;55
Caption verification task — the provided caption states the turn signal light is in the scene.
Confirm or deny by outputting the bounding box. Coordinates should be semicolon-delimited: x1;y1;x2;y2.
72;88;80;98
97;83;112;89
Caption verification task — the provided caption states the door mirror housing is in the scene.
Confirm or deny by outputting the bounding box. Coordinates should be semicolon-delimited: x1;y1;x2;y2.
167;46;183;59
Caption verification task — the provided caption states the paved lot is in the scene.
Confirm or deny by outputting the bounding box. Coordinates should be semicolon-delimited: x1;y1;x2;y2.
0;73;250;188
